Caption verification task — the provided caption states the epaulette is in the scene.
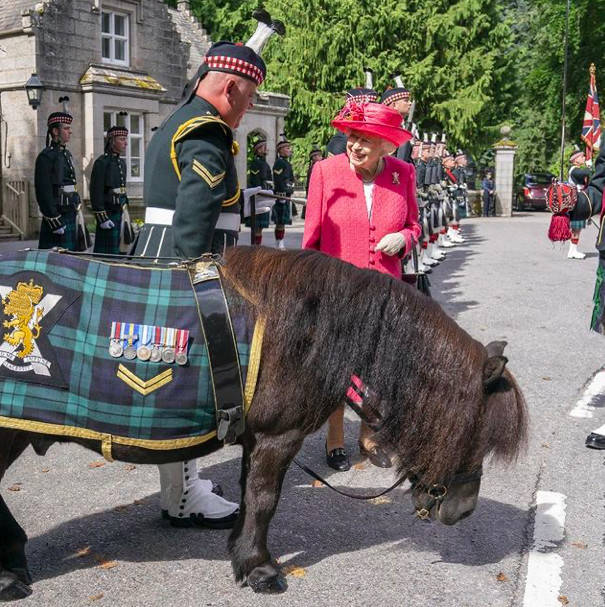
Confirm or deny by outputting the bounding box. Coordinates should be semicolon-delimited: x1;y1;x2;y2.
170;115;232;180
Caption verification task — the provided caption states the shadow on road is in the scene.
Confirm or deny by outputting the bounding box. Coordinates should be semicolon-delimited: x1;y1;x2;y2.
24;424;531;585
428;224;482;319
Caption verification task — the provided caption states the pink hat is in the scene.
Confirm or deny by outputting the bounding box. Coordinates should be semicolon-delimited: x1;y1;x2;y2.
331;100;413;147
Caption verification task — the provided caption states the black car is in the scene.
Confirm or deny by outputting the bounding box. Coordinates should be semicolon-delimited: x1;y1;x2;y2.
514;172;555;211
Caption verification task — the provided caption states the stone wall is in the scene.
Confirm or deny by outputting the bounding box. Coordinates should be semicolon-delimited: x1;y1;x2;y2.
35;0;188;101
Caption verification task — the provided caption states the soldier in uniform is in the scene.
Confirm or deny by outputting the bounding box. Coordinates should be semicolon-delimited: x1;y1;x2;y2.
567;147;591;259
90;125;130;255
326;68;379;157
566;141;605;448
381;75;414;163
272;134;295;249
443;150;464;243
246;136;273;245
415;136;443;269
133;14;283;528
34;112;84;251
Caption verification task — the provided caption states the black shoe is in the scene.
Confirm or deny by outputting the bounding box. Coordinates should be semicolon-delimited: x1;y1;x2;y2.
359;444;393;468
168;509;239;529
326;446;350;471
161;481;223;520
585;432;605;449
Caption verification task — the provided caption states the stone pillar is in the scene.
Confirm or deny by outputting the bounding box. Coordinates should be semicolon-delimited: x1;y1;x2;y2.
493;128;517;217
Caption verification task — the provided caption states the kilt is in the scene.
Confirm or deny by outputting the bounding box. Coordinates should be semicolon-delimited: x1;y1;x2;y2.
93;209;122;255
132;225;238;258
244;210;271;230
0;251;259;458
272;201;292;226
38;209;78;251
570;219;586;231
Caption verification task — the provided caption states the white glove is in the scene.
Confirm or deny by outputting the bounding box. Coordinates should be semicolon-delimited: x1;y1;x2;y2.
100;219;115;230
52;226;66;235
375;232;406;256
243;186;262;202
586;158;593;168
242;187;276;217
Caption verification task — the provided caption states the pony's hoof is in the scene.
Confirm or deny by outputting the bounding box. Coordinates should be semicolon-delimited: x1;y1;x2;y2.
247;565;288;594
0;570;33;601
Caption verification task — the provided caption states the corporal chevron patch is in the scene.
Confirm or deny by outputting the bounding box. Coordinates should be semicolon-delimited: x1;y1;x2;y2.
192;159;225;188
116;364;173;396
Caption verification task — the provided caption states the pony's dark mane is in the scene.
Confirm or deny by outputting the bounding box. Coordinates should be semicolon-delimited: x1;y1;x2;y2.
222;246;527;483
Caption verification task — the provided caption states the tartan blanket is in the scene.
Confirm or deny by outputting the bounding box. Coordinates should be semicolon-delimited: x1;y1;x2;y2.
0;250;255;452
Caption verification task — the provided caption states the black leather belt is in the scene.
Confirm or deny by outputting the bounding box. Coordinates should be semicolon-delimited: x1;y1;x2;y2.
189;263;245;443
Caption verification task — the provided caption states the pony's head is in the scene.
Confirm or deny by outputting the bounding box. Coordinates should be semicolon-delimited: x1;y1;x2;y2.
221;247;527;527
402;340;527;525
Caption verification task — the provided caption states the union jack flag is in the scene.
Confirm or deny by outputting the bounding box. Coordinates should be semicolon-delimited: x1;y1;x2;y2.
581;63;601;154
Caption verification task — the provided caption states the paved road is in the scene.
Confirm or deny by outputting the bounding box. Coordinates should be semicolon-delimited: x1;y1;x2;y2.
2;214;604;606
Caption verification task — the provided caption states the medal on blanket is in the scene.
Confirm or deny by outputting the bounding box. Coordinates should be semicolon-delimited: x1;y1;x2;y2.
137;324;152;361
175;329;189;365
123;323;138;360
149;326;162;362
161;327;176;364
109;321;123;358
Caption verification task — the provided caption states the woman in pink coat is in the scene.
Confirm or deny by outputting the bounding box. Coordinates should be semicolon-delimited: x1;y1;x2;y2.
303;100;421;471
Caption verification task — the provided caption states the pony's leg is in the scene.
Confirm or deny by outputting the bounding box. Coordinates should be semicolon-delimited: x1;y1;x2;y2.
0;430;32;600
229;429;303;594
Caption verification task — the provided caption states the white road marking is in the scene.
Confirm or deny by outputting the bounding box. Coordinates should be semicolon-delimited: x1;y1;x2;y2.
523;491;567;607
569;369;605;418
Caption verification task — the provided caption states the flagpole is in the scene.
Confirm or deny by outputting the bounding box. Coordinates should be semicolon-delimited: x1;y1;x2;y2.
559;0;571;181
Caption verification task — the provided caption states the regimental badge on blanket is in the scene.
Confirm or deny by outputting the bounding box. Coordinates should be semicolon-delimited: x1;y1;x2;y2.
109;322;190;365
0;271;79;389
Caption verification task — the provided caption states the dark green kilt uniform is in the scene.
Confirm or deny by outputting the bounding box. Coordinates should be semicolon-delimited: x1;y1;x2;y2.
93;208;123;254
38;206;78;250
133;96;241;259
90;152;129;255
34;142;81;251
245;154;271;229
271;199;291;225
569;146;605;332
272;156;294;226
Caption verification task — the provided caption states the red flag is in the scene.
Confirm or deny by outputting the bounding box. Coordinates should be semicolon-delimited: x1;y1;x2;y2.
581;63;601;156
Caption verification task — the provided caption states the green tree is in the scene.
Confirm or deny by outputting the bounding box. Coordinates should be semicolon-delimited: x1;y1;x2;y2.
512;0;605;176
187;0;519;177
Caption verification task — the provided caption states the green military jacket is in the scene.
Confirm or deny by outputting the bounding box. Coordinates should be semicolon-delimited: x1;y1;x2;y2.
34;142;78;227
248;155;272;189
570;145;605;250
90;152;128;223
273;156;294;196
140;96;240;258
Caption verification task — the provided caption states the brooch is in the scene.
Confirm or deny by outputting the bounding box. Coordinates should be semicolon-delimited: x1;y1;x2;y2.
392;172;400;184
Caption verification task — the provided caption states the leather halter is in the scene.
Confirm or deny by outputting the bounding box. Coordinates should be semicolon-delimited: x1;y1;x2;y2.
408;467;483;520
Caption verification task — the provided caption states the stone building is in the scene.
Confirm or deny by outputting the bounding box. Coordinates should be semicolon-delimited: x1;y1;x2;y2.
0;0;289;238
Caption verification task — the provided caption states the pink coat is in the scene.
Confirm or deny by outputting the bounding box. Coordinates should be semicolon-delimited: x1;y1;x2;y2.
302;153;421;278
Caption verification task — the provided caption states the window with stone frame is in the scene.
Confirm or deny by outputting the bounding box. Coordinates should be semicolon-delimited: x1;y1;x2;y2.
103;111;144;182
101;10;130;66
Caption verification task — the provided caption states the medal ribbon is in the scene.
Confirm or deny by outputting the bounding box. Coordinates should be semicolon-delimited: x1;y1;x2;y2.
165;327;176;349
141;324;152;346
176;329;189;354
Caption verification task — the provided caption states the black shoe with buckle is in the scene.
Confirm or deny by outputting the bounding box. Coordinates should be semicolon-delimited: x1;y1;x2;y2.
359;443;393;468
326;446;350;471
585;432;605;449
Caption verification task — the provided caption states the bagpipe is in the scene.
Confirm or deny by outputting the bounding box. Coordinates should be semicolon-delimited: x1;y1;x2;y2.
546;180;578;241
